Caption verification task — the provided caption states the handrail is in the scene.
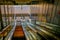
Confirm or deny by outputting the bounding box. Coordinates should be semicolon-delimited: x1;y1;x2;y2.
0;25;10;34
0;20;16;40
31;23;60;40
36;21;60;29
21;22;30;40
36;21;60;33
36;21;60;27
27;23;37;33
5;22;16;40
21;22;41;40
0;24;12;40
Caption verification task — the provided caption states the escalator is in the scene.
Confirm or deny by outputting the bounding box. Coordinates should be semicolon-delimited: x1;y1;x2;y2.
0;21;60;40
12;25;26;40
22;22;47;40
0;25;13;40
27;22;60;40
36;21;60;38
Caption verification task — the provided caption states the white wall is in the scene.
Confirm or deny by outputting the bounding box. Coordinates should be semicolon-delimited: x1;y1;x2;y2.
1;5;30;14
11;5;30;14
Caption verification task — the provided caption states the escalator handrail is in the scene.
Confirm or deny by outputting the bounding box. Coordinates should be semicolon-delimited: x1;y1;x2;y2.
0;25;11;34
31;23;60;40
5;21;17;40
22;23;30;40
36;21;60;27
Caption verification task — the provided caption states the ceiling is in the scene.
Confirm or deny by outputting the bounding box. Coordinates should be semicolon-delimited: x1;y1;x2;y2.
0;0;55;5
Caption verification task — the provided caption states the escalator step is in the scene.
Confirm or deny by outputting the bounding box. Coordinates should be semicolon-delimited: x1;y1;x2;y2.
12;37;26;40
12;25;26;40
